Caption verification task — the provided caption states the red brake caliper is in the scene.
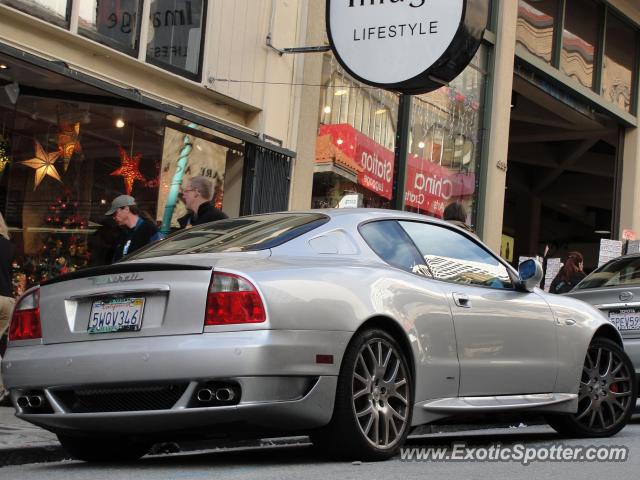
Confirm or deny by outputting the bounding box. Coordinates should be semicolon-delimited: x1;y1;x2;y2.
610;383;619;393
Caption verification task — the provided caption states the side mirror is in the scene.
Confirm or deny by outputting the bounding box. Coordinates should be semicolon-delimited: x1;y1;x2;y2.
518;259;543;292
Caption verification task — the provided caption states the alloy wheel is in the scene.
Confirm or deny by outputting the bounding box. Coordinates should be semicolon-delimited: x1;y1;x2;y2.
576;344;634;432
351;338;410;449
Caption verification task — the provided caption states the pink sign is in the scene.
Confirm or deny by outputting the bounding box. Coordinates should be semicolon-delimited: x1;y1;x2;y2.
319;124;394;200
404;154;475;217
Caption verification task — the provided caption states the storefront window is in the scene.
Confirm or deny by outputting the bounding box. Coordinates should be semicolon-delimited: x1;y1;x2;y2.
560;0;598;90
146;0;206;79
0;53;243;295
156;116;244;230
0;0;69;27
313;54;399;209
405;47;487;223
601;13;637;113
78;0;143;55
516;0;559;65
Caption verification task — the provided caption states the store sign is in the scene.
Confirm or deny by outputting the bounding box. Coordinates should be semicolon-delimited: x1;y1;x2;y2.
319;124;394;199
326;0;489;94
404;154;475;216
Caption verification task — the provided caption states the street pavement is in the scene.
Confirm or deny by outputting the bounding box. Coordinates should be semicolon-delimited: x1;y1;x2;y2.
1;404;639;470
0;405;547;468
2;422;640;479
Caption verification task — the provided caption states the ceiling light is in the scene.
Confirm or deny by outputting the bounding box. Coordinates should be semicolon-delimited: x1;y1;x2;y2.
334;89;348;96
374;108;386;115
323;106;331;114
594;230;611;235
0;64;8;70
418;141;425;149
115;118;125;128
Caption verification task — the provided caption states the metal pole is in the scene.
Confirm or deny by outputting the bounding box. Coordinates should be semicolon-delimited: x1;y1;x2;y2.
393;94;412;210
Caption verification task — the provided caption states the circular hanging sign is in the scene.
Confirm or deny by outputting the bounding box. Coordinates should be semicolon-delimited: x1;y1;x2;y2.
326;0;489;94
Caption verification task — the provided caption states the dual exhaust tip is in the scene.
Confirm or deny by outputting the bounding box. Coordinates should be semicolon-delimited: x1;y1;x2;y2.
196;387;236;403
17;394;45;409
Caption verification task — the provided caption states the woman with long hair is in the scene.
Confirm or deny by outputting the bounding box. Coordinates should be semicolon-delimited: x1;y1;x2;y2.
0;211;15;402
549;251;586;294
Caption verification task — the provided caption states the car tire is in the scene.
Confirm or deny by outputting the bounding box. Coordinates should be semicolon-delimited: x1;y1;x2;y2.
311;328;413;461
546;337;637;437
57;434;151;462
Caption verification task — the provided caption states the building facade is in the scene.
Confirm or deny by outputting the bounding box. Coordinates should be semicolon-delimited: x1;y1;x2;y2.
1;0;639;294
309;0;640;273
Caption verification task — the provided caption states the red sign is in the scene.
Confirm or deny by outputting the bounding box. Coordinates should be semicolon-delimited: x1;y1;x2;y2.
319;124;394;199
623;229;636;241
404;154;475;217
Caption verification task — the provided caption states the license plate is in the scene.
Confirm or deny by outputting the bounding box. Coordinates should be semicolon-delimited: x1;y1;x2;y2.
88;297;145;334
608;309;640;331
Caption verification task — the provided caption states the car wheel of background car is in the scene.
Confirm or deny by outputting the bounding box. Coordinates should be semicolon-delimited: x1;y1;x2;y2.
57;434;152;462
547;337;637;438
311;328;413;461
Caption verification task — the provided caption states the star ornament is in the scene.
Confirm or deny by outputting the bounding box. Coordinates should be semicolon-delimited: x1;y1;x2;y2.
20;140;62;190
57;122;82;172
111;147;146;195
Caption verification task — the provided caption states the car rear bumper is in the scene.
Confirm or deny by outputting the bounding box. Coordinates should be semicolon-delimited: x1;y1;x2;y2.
1;330;351;435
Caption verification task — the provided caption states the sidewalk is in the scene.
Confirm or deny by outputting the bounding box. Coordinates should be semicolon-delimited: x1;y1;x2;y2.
0;406;64;467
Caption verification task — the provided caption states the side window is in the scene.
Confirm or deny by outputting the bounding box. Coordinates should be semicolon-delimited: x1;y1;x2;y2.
359;221;431;277
399;221;513;289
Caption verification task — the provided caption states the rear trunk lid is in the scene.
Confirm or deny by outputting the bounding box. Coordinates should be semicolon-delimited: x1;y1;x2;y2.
38;252;270;344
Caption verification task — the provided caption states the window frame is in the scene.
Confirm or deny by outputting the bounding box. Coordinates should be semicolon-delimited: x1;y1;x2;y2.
77;0;145;58
0;0;72;28
358;217;519;289
396;219;519;290
144;0;208;82
358;219;431;276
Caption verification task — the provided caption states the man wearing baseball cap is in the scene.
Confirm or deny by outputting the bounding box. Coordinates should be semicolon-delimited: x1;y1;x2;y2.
106;195;162;262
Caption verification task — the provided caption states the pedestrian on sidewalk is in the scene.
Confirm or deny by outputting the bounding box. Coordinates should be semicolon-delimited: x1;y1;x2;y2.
0;212;15;404
549;251;586;294
443;201;477;237
106;195;162;262
178;176;227;229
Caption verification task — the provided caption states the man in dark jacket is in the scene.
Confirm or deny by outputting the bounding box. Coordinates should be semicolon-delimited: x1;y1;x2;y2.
106;195;162;262
178;176;228;228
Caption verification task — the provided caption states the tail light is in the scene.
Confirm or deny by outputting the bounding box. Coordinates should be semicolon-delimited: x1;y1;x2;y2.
9;288;42;341
205;272;266;326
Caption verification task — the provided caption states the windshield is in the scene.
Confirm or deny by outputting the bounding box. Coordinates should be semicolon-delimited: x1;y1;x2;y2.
576;256;640;289
128;213;329;259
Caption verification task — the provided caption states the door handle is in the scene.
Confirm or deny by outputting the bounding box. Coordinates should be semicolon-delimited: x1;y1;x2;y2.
452;293;471;308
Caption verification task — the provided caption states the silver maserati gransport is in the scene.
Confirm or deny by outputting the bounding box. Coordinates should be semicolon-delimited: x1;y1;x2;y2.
2;209;636;462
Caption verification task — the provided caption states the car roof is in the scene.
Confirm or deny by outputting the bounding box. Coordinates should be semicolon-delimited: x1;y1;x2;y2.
291;208;454;227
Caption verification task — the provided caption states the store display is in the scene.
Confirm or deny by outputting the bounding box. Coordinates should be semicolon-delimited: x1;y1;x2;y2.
57;121;82;172
0;135;9;175
19;139;63;189
110;146;146;195
9;188;90;294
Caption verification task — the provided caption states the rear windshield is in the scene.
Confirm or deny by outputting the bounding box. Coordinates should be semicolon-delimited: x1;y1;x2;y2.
129;213;329;259
576;256;640;289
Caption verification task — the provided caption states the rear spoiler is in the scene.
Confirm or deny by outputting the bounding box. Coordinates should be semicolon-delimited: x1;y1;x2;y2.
40;263;213;287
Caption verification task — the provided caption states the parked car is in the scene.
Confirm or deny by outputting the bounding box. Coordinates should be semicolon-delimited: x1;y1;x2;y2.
2;210;636;462
564;253;640;387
